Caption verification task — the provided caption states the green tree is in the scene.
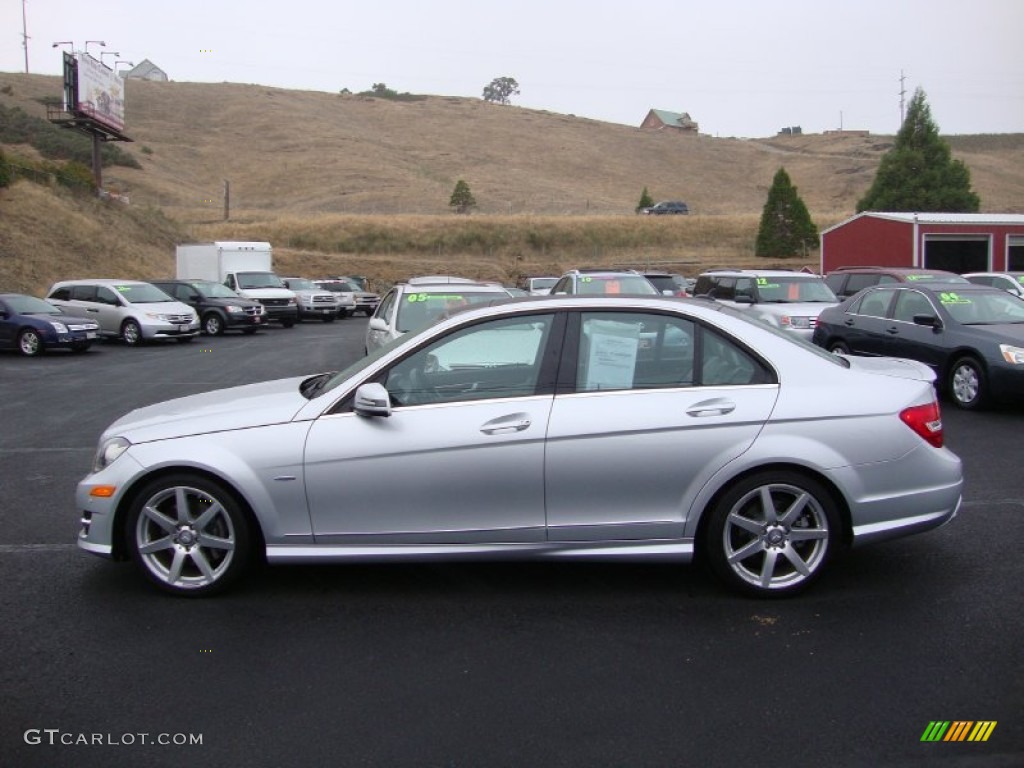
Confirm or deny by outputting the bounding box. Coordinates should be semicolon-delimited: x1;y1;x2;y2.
449;179;476;214
755;167;818;258
636;186;654;212
857;87;979;212
482;77;520;105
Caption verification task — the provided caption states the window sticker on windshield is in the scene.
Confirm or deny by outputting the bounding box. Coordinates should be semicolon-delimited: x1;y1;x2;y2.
756;278;780;288
939;292;971;305
406;293;465;303
1017;276;1024;285
906;275;933;281
116;286;131;292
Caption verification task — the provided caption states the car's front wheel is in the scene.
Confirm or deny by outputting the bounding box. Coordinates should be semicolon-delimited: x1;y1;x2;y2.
948;356;986;410
202;313;225;336
17;328;43;356
704;471;839;597
828;340;851;355
125;474;255;597
121;319;143;346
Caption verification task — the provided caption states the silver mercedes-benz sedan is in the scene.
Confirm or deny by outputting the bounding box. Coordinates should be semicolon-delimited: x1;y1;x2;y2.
76;296;962;598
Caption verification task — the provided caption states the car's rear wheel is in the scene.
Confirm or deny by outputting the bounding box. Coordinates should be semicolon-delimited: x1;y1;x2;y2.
125;474;254;597
948;356;986;410
828;340;851;355
17;328;43;356
202;313;225;336
121;319;142;346
705;471;839;597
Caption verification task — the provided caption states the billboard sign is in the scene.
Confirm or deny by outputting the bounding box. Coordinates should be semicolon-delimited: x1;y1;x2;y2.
72;53;125;133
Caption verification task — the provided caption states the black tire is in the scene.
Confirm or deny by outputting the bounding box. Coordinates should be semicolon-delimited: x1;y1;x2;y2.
202;313;225;336
124;473;255;597
121;319;143;346
17;328;44;356
828;339;851;355
323;315;335;323
177;336;194;343
70;342;91;353
338;309;351;319
948;356;986;410
281;319;295;328
704;470;840;598
242;327;259;335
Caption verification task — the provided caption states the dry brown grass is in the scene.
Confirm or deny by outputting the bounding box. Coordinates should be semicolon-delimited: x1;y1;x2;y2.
1;71;1021;296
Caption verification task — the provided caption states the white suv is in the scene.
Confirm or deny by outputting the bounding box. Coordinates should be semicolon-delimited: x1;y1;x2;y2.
46;279;199;345
693;269;838;338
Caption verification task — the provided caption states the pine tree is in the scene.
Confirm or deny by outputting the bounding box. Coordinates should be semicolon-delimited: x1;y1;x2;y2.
636;186;654;213
0;149;11;188
755;168;818;258
857;87;979;212
449;179;476;214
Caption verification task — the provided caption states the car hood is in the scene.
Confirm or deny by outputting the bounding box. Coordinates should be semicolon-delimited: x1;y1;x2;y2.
105;376;313;444
959;322;1024;346
129;300;196;315
842;355;936;382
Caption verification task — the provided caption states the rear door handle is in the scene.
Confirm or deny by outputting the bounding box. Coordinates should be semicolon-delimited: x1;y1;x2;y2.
885;326;899;335
687;399;736;417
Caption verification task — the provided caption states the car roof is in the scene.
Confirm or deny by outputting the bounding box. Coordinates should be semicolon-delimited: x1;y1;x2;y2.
700;269;820;278
828;266;960;276
50;278;152;287
869;282;1004;295
963;271;1024;277
396;281;508;292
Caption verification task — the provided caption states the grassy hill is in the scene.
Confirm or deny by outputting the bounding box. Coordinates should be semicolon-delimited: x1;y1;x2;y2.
2;72;1023;294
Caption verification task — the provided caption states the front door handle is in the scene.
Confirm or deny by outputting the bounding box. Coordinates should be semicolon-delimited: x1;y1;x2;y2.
885;326;899;335
480;413;532;435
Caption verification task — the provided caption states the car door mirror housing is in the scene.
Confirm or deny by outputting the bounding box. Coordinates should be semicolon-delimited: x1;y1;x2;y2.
367;317;388;332
912;313;942;329
353;382;392;418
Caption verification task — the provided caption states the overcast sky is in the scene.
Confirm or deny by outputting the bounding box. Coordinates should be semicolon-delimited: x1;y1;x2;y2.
2;0;1022;137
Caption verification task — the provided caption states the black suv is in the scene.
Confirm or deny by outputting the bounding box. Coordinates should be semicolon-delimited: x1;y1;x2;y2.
824;267;969;300
151;279;266;336
641;201;689;215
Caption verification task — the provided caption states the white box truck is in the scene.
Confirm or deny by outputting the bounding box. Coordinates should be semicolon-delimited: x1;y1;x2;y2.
175;241;299;327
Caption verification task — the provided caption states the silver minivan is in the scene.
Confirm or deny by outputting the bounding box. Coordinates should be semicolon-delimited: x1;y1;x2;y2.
47;279;200;345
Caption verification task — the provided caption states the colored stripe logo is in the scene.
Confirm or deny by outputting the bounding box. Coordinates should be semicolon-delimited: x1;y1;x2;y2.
921;721;997;742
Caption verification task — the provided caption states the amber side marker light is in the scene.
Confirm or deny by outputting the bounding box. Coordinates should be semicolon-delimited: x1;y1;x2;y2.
89;486;117;498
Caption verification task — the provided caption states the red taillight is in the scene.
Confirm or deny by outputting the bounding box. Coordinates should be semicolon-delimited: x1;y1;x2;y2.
899;401;944;448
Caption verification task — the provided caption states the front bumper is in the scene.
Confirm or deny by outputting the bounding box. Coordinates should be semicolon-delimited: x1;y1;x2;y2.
987;361;1024;403
141;320;200;339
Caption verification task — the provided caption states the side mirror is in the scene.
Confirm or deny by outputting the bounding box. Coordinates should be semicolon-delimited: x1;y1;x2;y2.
733;295;754;305
912;314;942;329
367;317;388;332
353;382;392;418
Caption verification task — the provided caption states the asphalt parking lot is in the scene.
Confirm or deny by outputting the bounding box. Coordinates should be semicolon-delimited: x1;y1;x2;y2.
1;318;1022;767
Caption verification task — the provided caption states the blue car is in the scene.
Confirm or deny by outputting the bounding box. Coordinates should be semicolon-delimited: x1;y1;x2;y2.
0;293;100;356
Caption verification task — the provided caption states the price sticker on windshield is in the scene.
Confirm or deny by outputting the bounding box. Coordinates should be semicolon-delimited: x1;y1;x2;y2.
939;292;971;304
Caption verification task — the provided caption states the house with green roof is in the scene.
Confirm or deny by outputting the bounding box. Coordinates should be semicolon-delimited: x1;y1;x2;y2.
640;109;699;133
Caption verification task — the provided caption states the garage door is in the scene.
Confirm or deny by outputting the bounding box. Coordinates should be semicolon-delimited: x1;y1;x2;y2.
923;235;989;273
1009;236;1024;270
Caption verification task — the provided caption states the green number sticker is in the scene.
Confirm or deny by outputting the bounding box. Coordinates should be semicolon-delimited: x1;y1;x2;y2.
756;278;768;285
939;292;971;305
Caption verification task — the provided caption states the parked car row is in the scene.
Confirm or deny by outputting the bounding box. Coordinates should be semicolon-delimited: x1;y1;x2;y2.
1;274;380;356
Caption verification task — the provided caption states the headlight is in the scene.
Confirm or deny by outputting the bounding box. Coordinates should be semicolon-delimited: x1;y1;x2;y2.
145;312;170;321
1000;344;1024;364
50;321;69;333
287;298;297;306
93;436;131;472
226;305;243;314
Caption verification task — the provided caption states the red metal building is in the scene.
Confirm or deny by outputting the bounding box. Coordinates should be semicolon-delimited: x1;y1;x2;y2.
820;213;1024;274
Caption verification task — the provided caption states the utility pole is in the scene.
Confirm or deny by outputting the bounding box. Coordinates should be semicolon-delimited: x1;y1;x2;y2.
21;0;30;73
223;179;230;220
898;70;907;126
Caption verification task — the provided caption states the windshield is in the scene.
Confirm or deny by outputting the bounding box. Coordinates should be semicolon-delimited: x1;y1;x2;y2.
286;278;317;291
237;272;286;289
718;303;849;367
530;278;557;290
116;283;175;303
905;273;970;284
939;290;1024;324
4;295;62;315
396;291;503;333
755;278;836;303
194;281;241;299
578;275;659;295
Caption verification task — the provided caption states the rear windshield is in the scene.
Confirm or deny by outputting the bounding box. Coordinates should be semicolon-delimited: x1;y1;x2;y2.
578;275;659;295
4;295;62;314
237;272;286;289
